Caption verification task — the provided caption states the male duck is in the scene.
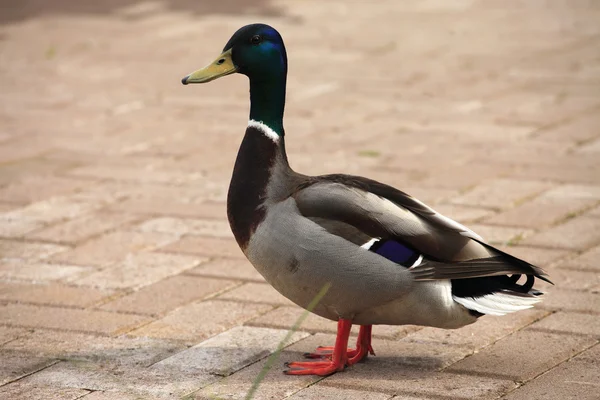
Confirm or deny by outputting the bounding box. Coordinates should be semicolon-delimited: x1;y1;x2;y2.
182;23;551;376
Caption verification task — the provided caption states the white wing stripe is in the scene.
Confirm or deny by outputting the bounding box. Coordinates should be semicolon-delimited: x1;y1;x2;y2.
409;254;424;269
361;238;379;250
454;292;541;316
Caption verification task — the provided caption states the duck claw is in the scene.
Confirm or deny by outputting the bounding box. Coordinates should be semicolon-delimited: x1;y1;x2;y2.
303;346;363;359
286;360;335;368
302;352;332;359
283;360;346;376
368;344;376;356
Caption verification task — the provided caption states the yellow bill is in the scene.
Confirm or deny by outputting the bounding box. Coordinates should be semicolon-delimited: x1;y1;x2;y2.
181;48;237;85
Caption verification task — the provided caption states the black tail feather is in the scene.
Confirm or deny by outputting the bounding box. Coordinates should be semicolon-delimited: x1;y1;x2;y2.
451;274;542;299
474;239;553;284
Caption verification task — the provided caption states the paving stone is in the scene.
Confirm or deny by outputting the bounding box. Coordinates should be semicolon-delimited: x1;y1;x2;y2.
530;312;600;337
562;244;600;271
466;224;533;245
193;333;328;400
112;190;227;219
0;259;93;283
0;214;46;237
217;282;296;306
0;176;91;204
446;327;597;381
484;194;595;228
522;216;600;250
0;239;68;260
535;267;600;291
496;245;571;268
161;235;245;259
61;182;129;205
288;386;393;400
464;140;571;169
185;257;265;282
75;252;205;290
0;281;112;307
543;184;600;200
247;306;420;340
81;390;163;400
0;326;27;346
0;158;82;187
100;274;239;315
366;334;472;371
0;135;49;164
50;231;179;267
136;217;233;238
154;326;309;377
0;382;89;400
0;202;18;212
501;343;600;400
0;196;106;228
450;179;553;210
0;304;150;335
512;163;600;184
538;288;600;314
27;211;140;244
129;300;273;343
588;205;600;217
576;137;600;153
537;112;600;144
23;359;217;399
3;329;184;368
405;308;549;350
67;163;204;185
482;86;599;125
0;349;58;385
418;163;514;191
322;365;515;399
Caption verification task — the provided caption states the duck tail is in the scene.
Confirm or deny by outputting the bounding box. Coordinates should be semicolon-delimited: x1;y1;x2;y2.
452;274;544;316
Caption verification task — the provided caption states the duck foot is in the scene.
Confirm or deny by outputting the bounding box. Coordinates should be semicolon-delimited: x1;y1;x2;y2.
302;325;375;365
285;321;374;375
285;319;352;376
284;360;346;376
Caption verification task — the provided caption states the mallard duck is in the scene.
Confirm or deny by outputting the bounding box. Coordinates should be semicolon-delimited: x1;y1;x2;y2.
181;23;551;376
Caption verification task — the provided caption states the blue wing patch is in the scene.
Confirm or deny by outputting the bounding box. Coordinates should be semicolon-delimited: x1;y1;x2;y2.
368;239;421;267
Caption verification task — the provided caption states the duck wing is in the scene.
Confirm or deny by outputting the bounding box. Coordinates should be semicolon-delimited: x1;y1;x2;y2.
292;174;551;283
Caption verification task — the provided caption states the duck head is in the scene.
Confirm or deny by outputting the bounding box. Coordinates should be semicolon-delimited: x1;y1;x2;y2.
182;23;288;136
181;23;287;85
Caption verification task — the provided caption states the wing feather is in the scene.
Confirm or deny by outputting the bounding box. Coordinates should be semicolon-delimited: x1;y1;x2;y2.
293;176;550;283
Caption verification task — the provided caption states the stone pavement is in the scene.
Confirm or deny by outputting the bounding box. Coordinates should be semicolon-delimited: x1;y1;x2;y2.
1;0;599;399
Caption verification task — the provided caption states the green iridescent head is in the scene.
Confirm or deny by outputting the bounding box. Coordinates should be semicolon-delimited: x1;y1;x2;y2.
181;23;287;85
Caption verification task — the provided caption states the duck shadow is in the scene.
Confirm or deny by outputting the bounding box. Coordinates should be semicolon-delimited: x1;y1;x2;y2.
267;349;444;381
1;0;286;25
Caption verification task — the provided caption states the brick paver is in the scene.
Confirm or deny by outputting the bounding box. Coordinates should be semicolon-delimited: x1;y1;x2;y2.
1;1;599;399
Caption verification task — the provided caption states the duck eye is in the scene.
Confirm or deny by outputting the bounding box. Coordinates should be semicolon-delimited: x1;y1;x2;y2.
250;35;262;45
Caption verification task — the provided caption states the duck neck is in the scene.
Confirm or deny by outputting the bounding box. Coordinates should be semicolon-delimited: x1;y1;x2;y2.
249;76;286;137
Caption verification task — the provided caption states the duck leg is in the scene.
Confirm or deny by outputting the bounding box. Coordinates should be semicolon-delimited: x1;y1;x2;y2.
348;324;375;365
284;319;352;376
303;325;375;365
